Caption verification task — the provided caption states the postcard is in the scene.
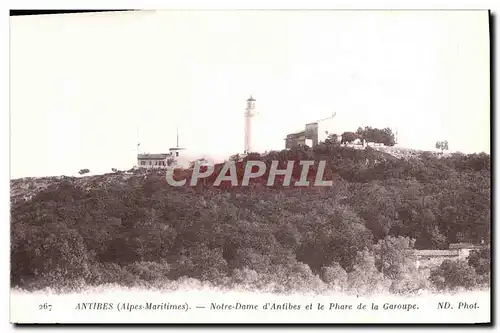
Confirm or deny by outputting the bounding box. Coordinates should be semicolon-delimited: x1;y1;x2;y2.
9;9;491;324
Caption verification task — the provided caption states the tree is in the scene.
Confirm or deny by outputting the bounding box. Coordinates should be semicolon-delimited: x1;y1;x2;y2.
347;249;391;295
170;245;229;281
354;127;395;146
373;236;427;294
322;262;348;289
380;128;396;146
324;133;339;146
78;169;90;175
435;140;449;154
467;248;490;276
373;236;417;280
430;259;478;290
230;154;241;162
297;206;373;272
356;127;366;146
11;222;91;288
341;132;358;144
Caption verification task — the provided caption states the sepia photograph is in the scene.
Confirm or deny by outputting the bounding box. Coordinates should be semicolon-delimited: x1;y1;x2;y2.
9;9;491;324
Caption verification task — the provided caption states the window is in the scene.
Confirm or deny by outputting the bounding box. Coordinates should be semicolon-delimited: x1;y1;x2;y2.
140;161;146;165
176;152;179;157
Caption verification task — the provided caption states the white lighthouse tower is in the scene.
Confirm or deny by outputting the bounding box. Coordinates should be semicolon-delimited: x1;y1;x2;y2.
244;95;257;154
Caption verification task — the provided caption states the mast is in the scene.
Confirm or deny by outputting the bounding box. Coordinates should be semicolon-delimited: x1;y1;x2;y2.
136;127;140;154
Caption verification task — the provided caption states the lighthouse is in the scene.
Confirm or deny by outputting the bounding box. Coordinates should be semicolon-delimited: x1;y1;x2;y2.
244;95;256;154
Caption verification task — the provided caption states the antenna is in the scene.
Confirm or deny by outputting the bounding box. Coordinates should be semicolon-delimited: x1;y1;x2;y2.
136;127;140;154
176;127;179;148
316;111;336;123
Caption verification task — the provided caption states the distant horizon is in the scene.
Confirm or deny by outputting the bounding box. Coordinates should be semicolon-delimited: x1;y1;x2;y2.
9;141;490;180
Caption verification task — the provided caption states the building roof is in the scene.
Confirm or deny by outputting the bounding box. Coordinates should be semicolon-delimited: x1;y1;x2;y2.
448;243;487;250
247;95;256;102
137;153;170;160
285;131;306;140
449;243;474;249
415;249;459;257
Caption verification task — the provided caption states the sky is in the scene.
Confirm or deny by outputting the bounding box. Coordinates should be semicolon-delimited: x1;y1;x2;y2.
10;10;490;178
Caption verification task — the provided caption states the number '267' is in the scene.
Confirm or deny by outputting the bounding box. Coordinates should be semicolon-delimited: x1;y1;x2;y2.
38;303;52;311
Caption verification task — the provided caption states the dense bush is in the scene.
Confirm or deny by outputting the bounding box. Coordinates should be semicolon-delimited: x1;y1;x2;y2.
357;126;396;146
347;249;392;296
468;247;490;276
467;248;490;285
430;259;479;291
10;142;490;294
322;263;348;290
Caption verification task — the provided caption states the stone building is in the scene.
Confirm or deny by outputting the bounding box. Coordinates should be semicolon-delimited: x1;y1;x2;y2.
285;123;318;149
137;126;190;170
137;146;190;170
285;131;308;149
284;113;336;149
137;153;170;169
414;243;488;270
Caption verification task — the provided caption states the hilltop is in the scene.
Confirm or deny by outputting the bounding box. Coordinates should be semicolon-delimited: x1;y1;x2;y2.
10;142;490;294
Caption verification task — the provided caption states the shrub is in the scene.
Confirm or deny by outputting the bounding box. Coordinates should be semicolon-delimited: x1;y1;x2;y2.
430;259;478;291
169;246;229;282
347;249;391;296
126;261;170;282
374;236;417;280
231;267;260;285
322;263;348;290
87;262;142;287
467;248;490;276
263;262;325;294
11;223;91;287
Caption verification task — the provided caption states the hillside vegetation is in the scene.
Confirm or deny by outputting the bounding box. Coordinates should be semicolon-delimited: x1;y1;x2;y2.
10;142;491;294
